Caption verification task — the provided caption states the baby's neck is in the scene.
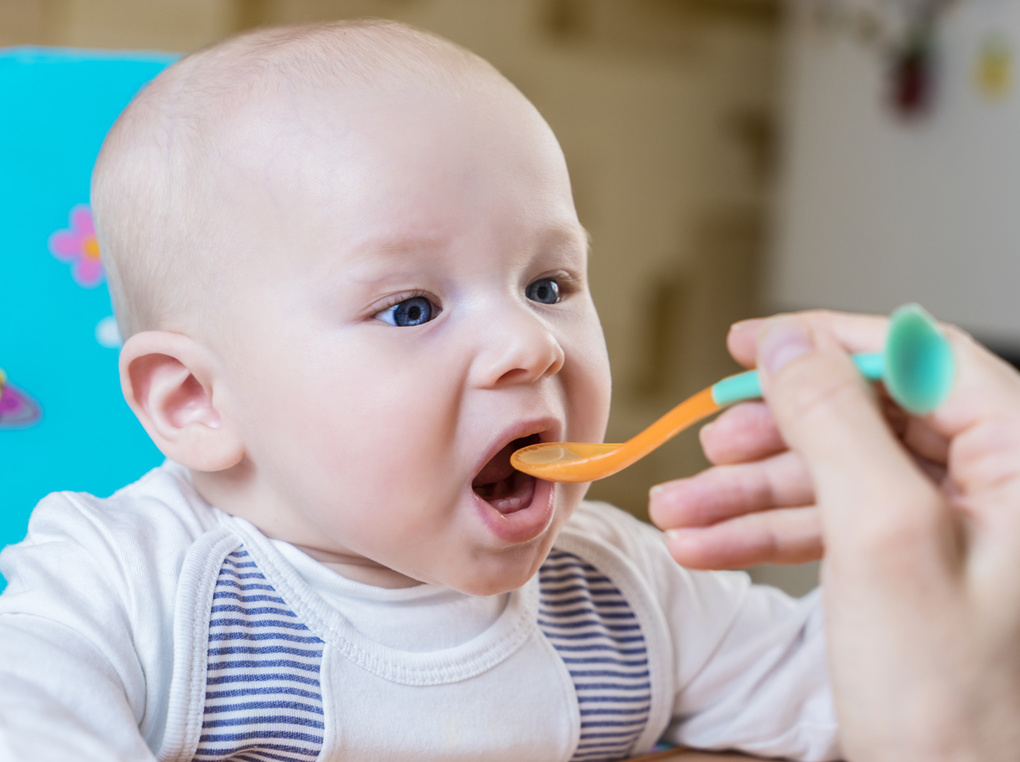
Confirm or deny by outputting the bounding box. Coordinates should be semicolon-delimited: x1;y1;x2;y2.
289;543;425;589
190;465;424;589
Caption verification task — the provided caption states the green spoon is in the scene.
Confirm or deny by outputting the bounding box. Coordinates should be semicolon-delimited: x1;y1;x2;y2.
511;303;956;483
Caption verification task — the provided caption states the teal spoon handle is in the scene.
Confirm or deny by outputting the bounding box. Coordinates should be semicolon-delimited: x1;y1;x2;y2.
712;353;884;407
708;304;955;415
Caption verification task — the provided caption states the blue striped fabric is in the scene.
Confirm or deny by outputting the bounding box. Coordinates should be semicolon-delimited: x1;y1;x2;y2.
192;548;326;762
538;550;652;762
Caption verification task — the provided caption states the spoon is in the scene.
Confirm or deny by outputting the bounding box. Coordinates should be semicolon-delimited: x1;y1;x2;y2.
511;303;955;483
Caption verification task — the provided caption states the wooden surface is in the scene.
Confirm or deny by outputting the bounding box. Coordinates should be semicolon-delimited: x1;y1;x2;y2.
632;750;778;761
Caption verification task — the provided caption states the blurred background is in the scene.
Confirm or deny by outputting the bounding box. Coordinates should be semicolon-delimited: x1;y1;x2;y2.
4;0;1018;595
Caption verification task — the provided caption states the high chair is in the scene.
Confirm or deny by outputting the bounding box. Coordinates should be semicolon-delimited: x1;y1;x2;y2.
0;47;176;590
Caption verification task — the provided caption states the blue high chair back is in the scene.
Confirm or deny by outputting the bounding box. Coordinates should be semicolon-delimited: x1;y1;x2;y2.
1;48;178;590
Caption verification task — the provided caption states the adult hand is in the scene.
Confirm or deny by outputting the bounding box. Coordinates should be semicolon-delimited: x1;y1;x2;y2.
650;312;892;568
652;310;1020;760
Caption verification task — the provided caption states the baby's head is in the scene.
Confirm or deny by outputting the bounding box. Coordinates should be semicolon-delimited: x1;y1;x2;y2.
93;20;612;595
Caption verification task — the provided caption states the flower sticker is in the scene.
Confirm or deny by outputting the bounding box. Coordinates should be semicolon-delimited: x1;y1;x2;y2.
49;204;104;287
0;369;42;428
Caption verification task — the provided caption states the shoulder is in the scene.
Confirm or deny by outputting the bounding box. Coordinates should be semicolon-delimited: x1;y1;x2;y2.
1;461;219;599
543;500;670;611
556;500;755;622
561;499;663;551
0;463;231;753
558;500;695;583
14;461;215;548
550;500;677;625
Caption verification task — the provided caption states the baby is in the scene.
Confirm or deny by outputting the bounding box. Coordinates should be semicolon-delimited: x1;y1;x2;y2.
0;20;839;762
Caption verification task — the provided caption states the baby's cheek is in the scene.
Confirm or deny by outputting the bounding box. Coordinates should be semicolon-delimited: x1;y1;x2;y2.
558;482;590;512
571;357;612;439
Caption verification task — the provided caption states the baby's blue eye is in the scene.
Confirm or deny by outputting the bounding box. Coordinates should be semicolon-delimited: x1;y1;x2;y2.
526;278;561;305
379;296;437;327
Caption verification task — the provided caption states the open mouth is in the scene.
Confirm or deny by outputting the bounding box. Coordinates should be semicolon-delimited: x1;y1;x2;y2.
472;434;541;515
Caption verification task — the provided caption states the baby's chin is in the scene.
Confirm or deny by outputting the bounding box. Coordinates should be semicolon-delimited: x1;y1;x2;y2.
439;526;573;597
385;489;589;596
452;571;534;597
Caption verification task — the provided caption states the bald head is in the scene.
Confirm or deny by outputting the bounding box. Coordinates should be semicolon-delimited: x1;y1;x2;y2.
92;20;511;338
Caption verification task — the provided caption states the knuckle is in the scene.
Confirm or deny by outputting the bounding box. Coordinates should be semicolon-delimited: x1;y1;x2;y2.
775;355;866;427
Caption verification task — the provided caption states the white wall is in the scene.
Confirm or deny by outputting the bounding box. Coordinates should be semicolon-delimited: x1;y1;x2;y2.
770;0;1020;350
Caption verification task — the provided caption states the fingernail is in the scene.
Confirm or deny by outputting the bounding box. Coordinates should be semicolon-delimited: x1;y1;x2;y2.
697;420;717;448
759;321;814;375
729;318;764;334
664;528;702;545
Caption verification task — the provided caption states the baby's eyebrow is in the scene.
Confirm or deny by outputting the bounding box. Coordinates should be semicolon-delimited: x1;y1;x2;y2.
317;235;440;280
357;225;587;260
344;234;445;263
551;221;589;245
320;222;590;285
311;242;443;299
536;224;591;265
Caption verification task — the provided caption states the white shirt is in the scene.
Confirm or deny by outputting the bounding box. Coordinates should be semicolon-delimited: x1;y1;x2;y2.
0;462;839;761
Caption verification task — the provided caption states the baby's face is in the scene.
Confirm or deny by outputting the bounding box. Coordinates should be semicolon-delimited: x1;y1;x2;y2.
202;77;611;594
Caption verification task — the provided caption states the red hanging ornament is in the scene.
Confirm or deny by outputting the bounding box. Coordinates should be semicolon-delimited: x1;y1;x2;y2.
890;25;935;118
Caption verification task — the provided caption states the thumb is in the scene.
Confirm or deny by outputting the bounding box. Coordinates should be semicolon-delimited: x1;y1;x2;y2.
756;318;948;573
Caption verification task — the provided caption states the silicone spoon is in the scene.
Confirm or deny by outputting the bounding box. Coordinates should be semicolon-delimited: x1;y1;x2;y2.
511;304;955;483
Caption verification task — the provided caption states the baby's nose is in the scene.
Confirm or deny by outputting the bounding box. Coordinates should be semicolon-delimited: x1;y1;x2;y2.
470;309;566;388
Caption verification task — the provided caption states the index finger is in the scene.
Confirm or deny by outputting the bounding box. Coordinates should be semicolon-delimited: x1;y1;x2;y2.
732;309;1020;449
727;310;888;369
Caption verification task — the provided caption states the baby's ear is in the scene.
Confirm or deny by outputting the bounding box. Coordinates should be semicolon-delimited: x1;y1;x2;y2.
119;331;244;472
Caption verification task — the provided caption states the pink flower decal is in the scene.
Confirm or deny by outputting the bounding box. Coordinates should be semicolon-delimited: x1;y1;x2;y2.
49;204;104;287
0;369;41;428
